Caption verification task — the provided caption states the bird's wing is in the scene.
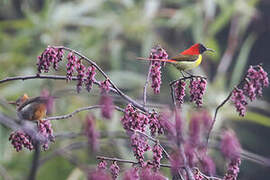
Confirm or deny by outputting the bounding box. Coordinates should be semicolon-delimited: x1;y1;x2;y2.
18;97;48;111
170;54;199;62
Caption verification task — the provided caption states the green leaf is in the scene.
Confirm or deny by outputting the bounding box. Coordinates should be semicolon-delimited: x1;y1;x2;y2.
230;33;256;87
37;156;74;180
209;4;234;36
233;111;270;127
107;70;146;90
66;168;85;180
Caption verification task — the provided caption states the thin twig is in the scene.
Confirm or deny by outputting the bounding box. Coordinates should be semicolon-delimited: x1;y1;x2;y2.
28;143;40;180
44;105;102;121
44;105;123;121
96;156;174;168
44;105;124;121
0;74;76;84
205;92;233;146
169;75;207;87
192;167;222;180
143;62;152;108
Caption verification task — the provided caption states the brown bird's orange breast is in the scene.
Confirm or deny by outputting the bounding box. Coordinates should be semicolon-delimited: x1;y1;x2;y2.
18;103;47;121
32;104;47;121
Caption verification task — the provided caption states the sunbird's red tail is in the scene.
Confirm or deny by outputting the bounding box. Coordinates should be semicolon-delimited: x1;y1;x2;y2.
136;57;177;63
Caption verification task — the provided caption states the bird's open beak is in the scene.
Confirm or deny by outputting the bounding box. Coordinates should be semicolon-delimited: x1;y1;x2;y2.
206;48;215;52
8;101;17;105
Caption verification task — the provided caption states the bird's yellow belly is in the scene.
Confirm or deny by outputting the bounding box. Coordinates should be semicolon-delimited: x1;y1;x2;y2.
173;54;202;71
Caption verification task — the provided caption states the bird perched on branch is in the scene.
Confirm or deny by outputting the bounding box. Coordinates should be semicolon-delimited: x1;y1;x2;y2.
137;43;214;72
9;94;51;122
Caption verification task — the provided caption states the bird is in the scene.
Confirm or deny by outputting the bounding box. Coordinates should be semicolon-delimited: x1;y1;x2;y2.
137;43;214;72
8;94;50;122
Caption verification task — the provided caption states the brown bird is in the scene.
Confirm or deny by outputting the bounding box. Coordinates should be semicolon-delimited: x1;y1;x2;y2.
9;94;50;122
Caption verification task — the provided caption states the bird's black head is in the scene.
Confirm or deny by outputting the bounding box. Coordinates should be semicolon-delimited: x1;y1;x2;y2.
198;44;207;54
198;43;214;54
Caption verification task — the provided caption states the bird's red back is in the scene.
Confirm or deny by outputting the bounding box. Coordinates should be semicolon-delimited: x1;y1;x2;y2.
180;43;201;55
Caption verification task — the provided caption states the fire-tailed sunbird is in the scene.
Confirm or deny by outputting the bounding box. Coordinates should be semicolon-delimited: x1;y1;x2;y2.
138;43;214;71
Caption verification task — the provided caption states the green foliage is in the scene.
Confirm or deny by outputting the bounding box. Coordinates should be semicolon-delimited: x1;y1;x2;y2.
0;0;269;179
37;156;75;180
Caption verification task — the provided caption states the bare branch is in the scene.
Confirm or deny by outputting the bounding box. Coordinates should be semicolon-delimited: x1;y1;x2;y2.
52;46;148;113
45;105;102;121
28;143;41;180
205;92;233;146
44;105;124;121
96;156;174;168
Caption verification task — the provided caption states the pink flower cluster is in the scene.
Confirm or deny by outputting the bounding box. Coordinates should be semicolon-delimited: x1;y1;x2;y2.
188;114;201;146
158;110;175;138
120;104;167;168
149;45;168;94
139;165;167;180
37;48;97;93
223;158;241;180
66;52;77;81
148;112;164;137
40;89;54;115
110;161;120;179
9;131;34;152
75;59;86;93
84;114;100;152
245;65;269;98
88;169;112;180
174;80;186;106
9;120;54;152
220;130;241;160
193;169;204;180
121;104;149;132
96;161;138;180
231;65;269;116
174;77;207;107
85;66;96;92
100;79;111;94
98;160;107;170
169;110;216;175
152;143;163;170
175;112;183;144
99;79;114;119
170;150;183;175
200;155;216;176
130;133;150;164
123;168;139;180
100;94;114;119
189;77;207;107
66;53;96;93
221;130;242;180
37;47;64;73
231;88;247;117
38;120;55;150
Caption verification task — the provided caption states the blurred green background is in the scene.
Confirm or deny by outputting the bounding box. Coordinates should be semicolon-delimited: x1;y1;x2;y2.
0;0;270;179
